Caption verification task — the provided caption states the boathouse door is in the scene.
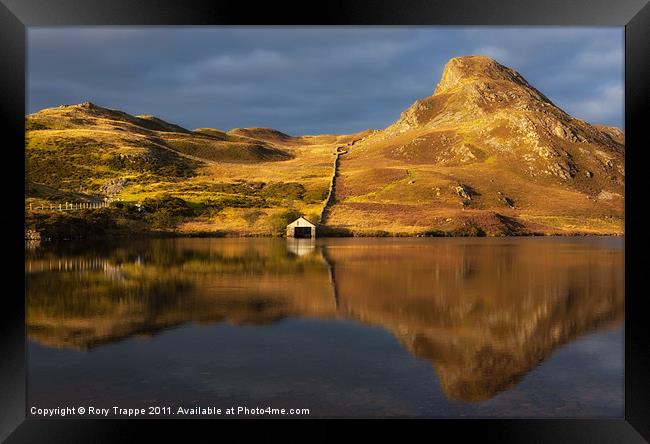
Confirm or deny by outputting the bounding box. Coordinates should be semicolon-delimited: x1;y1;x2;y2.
293;227;312;238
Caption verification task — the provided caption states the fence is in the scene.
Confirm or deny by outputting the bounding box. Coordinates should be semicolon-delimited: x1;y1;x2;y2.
27;200;115;212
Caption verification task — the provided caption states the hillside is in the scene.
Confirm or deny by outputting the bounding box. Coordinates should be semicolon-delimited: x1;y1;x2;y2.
25;56;624;237
324;56;624;235
25;102;348;236
227;127;302;146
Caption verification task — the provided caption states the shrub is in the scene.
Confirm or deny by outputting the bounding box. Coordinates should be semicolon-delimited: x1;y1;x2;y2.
268;209;303;235
142;194;195;217
303;186;329;203
451;223;486;237
420;224;486;237
361;230;390;237
26;208;121;239
109;201;144;217
421;229;448;237
145;209;179;230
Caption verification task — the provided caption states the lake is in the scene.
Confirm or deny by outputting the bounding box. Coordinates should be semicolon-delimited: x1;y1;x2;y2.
26;236;624;418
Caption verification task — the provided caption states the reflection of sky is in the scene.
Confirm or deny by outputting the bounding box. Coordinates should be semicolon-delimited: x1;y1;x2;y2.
476;325;624;417
28;320;624;417
28;27;624;134
564;326;624;372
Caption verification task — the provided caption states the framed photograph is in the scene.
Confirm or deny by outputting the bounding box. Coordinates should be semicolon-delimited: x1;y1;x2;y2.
2;0;649;441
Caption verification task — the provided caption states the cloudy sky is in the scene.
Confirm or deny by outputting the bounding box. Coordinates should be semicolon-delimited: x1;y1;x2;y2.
27;27;624;135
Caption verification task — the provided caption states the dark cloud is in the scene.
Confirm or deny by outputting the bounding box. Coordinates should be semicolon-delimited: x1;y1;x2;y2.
27;27;624;135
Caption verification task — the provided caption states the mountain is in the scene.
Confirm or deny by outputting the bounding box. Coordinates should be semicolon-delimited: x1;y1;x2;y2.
25;56;624;236
324;56;624;235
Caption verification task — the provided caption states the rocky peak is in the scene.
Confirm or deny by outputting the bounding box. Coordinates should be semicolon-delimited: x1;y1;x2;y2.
594;124;625;146
434;56;529;95
385;56;561;136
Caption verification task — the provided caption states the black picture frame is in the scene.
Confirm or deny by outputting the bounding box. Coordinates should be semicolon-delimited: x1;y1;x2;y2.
1;0;648;441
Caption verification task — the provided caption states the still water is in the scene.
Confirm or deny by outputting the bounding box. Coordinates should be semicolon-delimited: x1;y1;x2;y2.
26;237;624;417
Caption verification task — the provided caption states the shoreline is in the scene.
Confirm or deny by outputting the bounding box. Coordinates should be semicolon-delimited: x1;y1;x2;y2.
25;230;625;243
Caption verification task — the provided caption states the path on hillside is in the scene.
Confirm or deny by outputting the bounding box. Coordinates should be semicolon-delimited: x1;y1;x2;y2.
318;137;365;225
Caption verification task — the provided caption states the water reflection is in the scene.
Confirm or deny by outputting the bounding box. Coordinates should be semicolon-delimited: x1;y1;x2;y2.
26;237;623;404
286;238;317;257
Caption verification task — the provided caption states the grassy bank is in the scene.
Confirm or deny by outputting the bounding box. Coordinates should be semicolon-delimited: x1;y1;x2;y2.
26;202;619;241
25;195;320;240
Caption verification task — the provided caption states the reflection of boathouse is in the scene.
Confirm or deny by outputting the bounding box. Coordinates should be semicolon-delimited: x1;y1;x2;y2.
286;217;316;238
286;238;316;256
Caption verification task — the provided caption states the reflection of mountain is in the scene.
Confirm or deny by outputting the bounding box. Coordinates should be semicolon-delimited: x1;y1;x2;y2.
27;239;337;349
324;239;624;401
26;238;623;402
